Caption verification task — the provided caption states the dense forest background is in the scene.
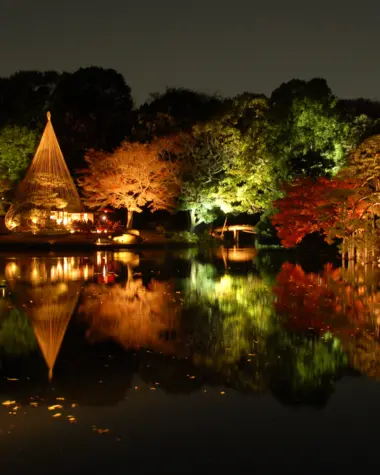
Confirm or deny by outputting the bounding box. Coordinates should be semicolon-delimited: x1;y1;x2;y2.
1;66;380;242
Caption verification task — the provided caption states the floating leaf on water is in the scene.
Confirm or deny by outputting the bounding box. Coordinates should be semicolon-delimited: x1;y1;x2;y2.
52;413;62;418
71;403;78;408
56;397;65;401
48;405;63;411
2;401;16;406
92;426;110;435
6;378;19;382
220;391;226;395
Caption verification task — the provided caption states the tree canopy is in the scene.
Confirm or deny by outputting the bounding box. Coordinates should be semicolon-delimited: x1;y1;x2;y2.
78;138;181;228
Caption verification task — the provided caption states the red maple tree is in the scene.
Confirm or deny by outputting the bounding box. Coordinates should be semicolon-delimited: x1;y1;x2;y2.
271;177;360;248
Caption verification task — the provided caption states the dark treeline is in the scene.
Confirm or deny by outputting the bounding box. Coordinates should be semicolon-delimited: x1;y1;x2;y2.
1;66;380;242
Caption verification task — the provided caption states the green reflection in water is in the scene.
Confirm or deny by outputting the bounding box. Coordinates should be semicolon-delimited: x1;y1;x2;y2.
0;252;379;406
182;259;348;401
0;308;37;356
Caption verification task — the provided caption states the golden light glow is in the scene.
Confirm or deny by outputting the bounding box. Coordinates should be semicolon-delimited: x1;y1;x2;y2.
5;257;95;285
4;113;94;233
113;233;137;244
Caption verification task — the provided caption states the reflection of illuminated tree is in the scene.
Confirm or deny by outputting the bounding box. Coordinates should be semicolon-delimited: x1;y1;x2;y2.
183;260;350;399
183;261;277;391
274;263;344;333
80;275;182;355
274;261;380;381
0;308;37;356
344;331;380;380
271;334;347;406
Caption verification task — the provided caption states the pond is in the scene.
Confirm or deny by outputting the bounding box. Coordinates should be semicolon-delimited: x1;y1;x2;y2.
0;248;379;474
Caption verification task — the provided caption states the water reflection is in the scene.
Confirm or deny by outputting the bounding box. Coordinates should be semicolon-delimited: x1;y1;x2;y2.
274;261;380;380
4;256;87;380
80;278;182;355
0;250;380;407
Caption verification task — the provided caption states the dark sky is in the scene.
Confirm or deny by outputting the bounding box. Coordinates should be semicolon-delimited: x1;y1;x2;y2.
1;0;379;105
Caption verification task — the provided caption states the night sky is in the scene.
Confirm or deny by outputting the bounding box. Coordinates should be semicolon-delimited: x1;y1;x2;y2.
1;0;379;105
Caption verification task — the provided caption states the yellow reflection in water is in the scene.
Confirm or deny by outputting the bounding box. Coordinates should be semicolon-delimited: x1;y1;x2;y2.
80;268;181;355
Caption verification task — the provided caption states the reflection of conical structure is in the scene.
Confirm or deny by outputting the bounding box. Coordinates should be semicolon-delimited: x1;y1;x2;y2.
31;286;80;381
10;282;81;381
5;112;82;232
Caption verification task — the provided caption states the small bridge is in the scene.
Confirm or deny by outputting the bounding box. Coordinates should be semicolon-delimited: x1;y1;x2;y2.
211;224;256;246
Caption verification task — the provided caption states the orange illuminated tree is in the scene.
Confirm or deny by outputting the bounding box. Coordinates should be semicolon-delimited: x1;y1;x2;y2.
78;139;181;229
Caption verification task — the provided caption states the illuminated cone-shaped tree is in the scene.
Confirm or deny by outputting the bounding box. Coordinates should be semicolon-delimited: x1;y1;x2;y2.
5;112;82;232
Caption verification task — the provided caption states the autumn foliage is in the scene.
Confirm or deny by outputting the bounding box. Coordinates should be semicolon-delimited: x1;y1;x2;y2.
271;177;361;247
78;138;182;228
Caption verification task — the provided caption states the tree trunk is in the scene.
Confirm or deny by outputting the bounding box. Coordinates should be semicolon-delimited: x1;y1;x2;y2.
189;209;196;233
126;265;133;282
126;209;134;230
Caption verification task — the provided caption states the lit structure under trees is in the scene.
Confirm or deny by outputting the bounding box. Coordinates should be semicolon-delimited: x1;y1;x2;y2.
5;112;93;233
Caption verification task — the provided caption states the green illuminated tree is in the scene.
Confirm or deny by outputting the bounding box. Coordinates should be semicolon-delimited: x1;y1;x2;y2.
177;126;238;231
0;125;38;216
269;78;367;180
0;125;38;182
216;96;280;214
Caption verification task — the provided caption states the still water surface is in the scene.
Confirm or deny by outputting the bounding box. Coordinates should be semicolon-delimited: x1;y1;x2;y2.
0;248;379;474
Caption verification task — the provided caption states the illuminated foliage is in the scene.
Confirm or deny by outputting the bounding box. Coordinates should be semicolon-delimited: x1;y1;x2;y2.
269;78;366;180
271;177;358;247
271;134;380;250
177;126;238;230
215;97;280;215
78;139;181;229
0;125;38;183
342;135;380;203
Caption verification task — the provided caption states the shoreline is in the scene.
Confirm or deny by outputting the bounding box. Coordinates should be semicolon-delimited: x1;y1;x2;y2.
0;233;198;251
